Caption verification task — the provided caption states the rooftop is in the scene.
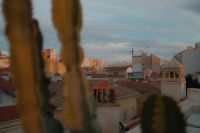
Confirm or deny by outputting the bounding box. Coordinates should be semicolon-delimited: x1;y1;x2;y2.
0;106;19;123
162;58;184;69
0;77;15;91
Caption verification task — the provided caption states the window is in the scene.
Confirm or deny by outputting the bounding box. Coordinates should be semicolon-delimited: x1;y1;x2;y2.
165;73;169;78
170;72;174;78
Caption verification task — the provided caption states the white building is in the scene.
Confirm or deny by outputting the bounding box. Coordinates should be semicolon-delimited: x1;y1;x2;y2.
132;56;143;72
81;57;108;72
161;59;186;101
0;78;16;107
0;68;12;81
174;43;200;74
132;52;160;73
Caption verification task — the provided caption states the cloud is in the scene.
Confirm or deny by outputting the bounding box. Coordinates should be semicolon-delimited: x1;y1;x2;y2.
1;0;200;63
183;0;200;14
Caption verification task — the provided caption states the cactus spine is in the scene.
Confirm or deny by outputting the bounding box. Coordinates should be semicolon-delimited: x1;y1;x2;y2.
52;0;100;132
141;95;186;133
2;0;44;133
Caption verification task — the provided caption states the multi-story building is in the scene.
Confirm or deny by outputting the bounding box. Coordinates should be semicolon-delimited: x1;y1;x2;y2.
132;52;160;73
82;57;108;71
174;43;200;74
42;49;66;76
90;80;141;132
104;66;129;80
0;68;12;82
42;48;57;61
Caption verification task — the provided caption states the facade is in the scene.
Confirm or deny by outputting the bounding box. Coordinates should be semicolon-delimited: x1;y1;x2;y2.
198;73;200;83
174;43;200;74
161;59;186;101
42;48;57;61
42;49;66;76
82;57;108;72
112;82;138;124
104;66;128;78
45;60;66;76
132;56;143;72
0;68;12;81
0;78;15;107
0;53;10;68
132;52;160;73
114;81;160;115
91;81;120;133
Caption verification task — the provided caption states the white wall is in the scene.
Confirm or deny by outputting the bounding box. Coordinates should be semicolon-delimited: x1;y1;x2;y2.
0;91;16;107
182;48;200;74
97;105;120;133
161;81;186;101
133;57;143;72
198;75;200;83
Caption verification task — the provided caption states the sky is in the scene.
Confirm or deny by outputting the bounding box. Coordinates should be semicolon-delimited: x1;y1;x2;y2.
1;0;200;62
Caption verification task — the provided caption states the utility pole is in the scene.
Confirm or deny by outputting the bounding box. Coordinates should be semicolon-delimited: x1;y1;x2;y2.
132;48;134;68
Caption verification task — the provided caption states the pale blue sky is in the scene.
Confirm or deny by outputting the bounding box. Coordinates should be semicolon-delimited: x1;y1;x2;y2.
1;0;200;62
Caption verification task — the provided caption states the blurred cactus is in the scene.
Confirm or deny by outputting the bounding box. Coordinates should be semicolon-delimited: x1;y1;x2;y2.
31;19;50;113
52;0;100;133
31;19;63;133
3;0;100;133
2;0;43;133
141;95;186;133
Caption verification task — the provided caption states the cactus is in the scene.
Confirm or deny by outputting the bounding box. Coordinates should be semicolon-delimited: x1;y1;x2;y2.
141;95;186;133
31;19;50;113
2;0;44;133
3;0;100;132
52;0;100;133
31;19;64;133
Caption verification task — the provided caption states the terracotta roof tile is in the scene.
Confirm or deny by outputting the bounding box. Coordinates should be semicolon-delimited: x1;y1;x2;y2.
114;81;160;94
0;106;20;122
104;66;128;72
0;77;15;90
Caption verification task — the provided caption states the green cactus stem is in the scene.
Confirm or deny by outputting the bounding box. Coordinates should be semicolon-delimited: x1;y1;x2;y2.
2;0;43;133
52;0;100;132
141;95;186;133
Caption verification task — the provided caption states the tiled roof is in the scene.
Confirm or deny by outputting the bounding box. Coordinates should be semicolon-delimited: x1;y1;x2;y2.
0;77;15;91
114;81;160;94
111;84;139;98
92;73;106;78
0;106;20;123
90;80;138;98
104;66;128;72
91;80;111;89
162;58;184;69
